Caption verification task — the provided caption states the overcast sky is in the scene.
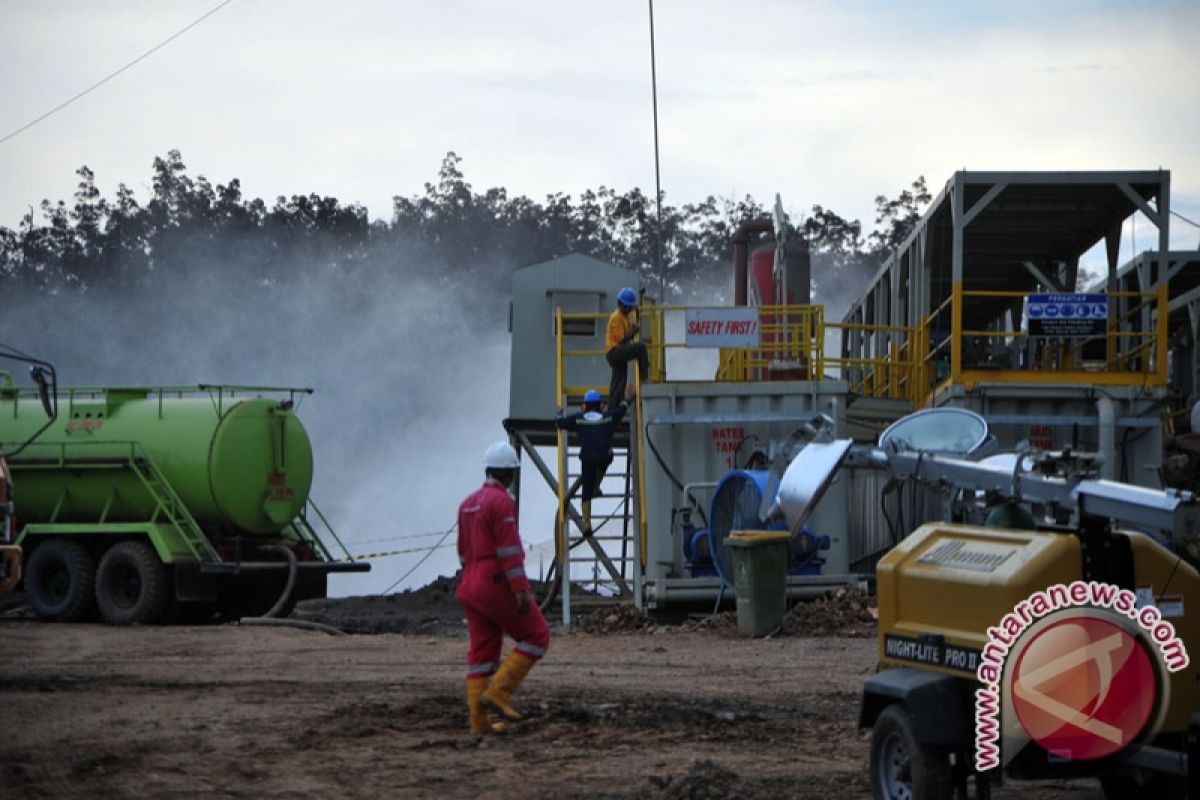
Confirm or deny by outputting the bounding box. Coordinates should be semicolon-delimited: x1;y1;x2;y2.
1;0;1198;248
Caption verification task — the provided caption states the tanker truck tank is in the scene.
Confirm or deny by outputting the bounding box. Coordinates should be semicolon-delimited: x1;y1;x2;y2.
2;388;313;533
0;384;368;624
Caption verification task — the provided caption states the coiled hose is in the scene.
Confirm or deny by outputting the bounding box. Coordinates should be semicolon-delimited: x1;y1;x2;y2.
238;545;346;636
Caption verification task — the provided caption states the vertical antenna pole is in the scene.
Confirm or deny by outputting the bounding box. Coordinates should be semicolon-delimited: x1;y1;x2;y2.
649;0;665;303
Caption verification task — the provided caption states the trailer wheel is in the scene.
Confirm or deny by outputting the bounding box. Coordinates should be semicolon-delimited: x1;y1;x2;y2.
870;704;952;800
95;541;168;625
25;539;96;621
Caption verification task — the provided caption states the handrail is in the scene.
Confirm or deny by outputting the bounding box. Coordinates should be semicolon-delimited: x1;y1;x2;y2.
554;308;569;623
836;283;1169;403
554;286;1167;411
297;498;347;562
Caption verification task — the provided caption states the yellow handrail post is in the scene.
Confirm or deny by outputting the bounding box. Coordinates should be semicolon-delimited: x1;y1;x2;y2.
633;368;648;571
888;341;899;398
554;309;567;595
950;283;963;383
815;306;825;380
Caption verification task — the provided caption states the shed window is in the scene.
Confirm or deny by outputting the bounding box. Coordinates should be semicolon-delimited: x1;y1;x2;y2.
549;291;602;337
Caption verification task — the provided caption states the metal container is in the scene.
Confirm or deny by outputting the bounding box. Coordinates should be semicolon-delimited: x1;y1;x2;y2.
639;379;852;605
0;389;312;534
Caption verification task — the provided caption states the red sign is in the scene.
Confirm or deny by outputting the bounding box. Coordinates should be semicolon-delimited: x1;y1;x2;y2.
711;426;746;469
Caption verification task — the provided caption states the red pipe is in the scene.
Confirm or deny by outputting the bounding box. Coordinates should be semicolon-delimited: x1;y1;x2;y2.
732;219;774;306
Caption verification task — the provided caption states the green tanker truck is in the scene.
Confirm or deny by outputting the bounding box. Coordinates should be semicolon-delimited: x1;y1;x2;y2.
0;380;368;624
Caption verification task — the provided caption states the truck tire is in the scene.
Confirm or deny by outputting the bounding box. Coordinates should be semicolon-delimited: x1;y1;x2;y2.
25;539;96;621
95;541;168;625
870;704;952;800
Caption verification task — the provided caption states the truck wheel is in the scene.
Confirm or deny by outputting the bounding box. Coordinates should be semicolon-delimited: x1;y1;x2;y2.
870;704;952;800
95;541;168;625
25;539;96;621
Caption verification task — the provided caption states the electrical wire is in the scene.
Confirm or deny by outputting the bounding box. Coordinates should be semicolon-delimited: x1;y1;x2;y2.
644;423;709;526
347;529;458;546
379;521;457;595
1159;552;1185;598
0;0;236;145
1170;210;1200;230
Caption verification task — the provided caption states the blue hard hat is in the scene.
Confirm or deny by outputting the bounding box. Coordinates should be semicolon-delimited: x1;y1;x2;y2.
583;389;603;404
617;287;638;308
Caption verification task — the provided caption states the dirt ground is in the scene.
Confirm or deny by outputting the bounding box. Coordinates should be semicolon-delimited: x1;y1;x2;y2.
1;596;1109;799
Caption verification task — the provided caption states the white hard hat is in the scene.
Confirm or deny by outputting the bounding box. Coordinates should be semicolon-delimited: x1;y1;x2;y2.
483;441;520;469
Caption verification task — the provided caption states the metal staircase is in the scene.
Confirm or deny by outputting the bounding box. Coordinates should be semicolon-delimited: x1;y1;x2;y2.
127;449;219;561
557;434;636;605
554;393;646;626
550;307;650;626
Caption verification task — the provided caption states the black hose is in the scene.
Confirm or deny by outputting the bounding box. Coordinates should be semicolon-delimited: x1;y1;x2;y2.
880;487;899;546
237;545;298;626
239;617;346;636
538;559;559;612
645;424;709;527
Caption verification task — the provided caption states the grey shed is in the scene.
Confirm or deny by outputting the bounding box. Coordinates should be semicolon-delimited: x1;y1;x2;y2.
508;253;641;421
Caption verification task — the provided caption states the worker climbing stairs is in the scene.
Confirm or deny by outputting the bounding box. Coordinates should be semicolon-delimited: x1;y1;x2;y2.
555;417;637;609
553;382;647;626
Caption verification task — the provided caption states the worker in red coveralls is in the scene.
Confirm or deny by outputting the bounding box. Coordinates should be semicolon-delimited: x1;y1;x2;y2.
456;440;551;735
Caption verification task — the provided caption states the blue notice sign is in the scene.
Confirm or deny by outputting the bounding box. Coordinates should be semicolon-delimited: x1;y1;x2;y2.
1025;294;1107;337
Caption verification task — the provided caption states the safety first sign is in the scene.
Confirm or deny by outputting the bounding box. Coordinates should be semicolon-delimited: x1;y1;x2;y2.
1025;293;1107;337
685;307;761;349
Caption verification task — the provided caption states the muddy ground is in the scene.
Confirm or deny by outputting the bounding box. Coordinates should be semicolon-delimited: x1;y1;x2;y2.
1;589;1106;799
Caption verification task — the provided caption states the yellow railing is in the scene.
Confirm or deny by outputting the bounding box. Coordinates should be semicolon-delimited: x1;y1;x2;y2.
839;284;1170;405
949;285;1168;393
823;320;922;404
553;303;826;390
713;305;825;382
554;285;1169;414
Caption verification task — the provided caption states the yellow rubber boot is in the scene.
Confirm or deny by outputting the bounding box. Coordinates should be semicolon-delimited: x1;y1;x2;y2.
581;500;593;537
466;677;505;735
481;652;536;721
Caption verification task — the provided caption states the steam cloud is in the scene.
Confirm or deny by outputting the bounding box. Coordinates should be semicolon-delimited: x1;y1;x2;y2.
3;242;524;596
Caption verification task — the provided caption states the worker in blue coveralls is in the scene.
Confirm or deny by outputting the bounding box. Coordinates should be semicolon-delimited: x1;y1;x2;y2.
554;389;630;537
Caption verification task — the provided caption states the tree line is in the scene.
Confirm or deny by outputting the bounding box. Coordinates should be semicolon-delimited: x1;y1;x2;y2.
0;150;930;306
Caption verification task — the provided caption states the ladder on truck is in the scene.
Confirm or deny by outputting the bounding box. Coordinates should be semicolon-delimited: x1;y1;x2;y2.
128;447;220;561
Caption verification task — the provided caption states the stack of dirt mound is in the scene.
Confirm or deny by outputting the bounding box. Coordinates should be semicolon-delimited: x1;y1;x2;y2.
678;611;737;634
578;605;657;634
675;586;875;638
778;584;876;638
291;575;464;634
292;576;558;634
